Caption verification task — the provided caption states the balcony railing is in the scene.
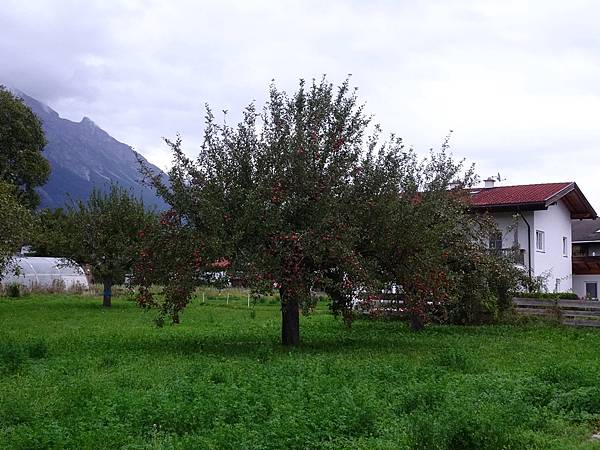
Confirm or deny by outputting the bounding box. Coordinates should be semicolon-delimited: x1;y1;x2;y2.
490;248;526;266
572;256;600;275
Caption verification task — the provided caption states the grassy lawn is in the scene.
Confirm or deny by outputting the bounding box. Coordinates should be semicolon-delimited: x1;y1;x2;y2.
1;293;600;449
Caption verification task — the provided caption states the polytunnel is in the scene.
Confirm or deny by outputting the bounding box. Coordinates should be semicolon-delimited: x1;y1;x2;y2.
1;257;89;291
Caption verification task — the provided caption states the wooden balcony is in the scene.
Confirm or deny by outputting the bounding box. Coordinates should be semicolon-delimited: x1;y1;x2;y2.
573;256;600;275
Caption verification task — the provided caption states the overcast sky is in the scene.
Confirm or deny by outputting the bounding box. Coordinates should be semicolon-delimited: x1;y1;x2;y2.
2;0;599;208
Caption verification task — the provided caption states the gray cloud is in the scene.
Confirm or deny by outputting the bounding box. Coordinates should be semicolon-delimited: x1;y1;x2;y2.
2;0;600;207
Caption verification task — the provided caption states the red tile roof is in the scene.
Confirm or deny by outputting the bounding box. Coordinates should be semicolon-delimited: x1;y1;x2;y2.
470;182;572;207
468;182;597;219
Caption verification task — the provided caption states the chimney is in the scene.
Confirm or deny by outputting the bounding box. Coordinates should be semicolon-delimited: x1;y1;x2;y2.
484;177;496;188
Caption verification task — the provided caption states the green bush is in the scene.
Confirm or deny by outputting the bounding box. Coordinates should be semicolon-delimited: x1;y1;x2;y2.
444;251;524;325
5;283;22;298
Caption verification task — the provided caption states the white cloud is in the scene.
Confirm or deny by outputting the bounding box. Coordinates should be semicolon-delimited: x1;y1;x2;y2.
1;0;600;207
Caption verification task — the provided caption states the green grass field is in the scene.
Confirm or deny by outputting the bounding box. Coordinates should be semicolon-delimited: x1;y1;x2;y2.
1;292;600;449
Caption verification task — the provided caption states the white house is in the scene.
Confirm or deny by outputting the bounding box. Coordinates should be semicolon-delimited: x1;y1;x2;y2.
572;219;600;299
469;179;597;293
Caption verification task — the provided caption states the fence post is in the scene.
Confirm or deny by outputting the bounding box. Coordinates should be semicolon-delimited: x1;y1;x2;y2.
202;292;205;303
553;298;562;323
227;293;229;305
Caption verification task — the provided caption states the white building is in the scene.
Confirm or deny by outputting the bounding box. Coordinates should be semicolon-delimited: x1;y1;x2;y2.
572;219;600;299
469;179;597;293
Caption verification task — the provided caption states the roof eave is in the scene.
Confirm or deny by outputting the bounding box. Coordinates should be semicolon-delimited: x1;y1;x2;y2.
547;182;598;220
469;202;547;213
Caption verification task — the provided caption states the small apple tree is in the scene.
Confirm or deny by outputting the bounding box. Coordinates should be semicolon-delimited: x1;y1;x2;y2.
36;185;156;306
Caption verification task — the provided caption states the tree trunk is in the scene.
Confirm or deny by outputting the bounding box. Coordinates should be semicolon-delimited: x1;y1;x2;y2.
409;313;425;332
280;287;300;347
102;276;113;308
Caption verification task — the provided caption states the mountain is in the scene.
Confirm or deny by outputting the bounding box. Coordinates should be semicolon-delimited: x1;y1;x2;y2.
15;90;167;210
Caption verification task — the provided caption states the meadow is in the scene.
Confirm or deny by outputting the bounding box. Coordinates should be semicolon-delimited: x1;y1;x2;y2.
1;291;600;449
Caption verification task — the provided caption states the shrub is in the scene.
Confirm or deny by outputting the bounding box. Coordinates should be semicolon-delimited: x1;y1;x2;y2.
5;283;22;298
444;249;525;326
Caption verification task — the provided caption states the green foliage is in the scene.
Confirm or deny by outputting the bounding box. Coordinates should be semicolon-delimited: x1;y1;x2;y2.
137;77;520;342
2;294;600;448
32;185;156;305
30;208;73;257
0;181;35;275
0;86;49;208
443;242;527;325
5;283;22;298
347;135;483;329
138;77;379;343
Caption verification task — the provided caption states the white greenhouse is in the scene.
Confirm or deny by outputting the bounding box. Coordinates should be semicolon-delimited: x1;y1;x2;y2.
1;257;89;291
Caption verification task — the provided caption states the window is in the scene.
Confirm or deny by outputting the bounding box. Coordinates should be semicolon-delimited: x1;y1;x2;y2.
585;282;598;300
489;232;503;251
562;237;568;257
535;230;545;252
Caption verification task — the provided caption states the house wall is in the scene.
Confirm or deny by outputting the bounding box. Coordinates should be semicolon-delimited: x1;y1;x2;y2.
491;212;525;248
532;200;572;292
573;275;600;299
490;210;533;271
489;201;573;292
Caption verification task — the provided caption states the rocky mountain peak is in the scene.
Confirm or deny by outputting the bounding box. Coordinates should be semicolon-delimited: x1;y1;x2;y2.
13;90;167;210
